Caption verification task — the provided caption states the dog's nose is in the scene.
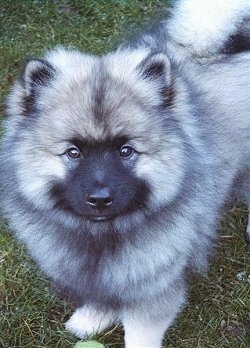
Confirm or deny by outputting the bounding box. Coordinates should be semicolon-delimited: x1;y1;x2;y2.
87;187;113;210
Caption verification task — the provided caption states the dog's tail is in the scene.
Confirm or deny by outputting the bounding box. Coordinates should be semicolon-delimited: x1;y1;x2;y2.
167;0;250;56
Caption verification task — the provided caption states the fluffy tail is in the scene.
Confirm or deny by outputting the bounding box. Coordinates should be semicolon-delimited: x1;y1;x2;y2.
168;0;250;56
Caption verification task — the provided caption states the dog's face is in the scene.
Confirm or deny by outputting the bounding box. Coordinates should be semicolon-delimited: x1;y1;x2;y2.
7;48;186;225
51;137;150;222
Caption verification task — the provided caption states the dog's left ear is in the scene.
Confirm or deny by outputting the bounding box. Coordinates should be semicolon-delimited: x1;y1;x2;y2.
138;53;174;107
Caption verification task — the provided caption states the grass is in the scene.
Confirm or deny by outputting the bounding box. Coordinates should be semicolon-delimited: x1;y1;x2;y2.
0;1;249;347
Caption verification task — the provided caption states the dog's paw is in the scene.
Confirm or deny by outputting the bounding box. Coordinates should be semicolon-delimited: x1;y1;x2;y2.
65;306;116;338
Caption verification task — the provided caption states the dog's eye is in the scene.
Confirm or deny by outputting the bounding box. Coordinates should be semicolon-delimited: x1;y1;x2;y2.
120;145;134;158
66;147;81;159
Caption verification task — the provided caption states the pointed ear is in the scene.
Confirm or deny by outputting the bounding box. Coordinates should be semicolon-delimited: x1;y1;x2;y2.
17;58;55;116
138;53;174;107
21;58;55;94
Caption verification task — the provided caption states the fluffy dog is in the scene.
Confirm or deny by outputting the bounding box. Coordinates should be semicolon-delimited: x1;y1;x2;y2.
0;0;249;347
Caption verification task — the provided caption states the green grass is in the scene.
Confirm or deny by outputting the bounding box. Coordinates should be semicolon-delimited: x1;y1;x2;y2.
0;1;249;347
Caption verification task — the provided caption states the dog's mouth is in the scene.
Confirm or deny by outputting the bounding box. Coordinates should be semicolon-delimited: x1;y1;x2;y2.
87;214;115;222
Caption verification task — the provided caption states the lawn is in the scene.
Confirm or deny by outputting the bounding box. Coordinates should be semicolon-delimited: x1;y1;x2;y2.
0;1;249;347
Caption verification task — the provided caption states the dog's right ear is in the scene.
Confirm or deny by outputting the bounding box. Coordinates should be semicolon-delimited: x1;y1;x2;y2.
17;58;56;116
20;58;56;95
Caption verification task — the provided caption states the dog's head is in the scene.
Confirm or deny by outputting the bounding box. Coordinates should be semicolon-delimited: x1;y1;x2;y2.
5;48;187;229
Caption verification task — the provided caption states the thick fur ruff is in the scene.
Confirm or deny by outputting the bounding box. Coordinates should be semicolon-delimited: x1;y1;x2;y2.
0;1;249;347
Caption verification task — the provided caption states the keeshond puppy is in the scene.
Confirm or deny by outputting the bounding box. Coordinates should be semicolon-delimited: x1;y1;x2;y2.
0;0;249;347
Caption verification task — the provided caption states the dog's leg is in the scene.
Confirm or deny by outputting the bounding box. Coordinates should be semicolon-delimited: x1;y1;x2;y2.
122;284;186;348
65;305;116;338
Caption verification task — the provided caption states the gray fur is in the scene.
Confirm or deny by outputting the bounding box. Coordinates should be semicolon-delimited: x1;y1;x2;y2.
0;1;249;347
